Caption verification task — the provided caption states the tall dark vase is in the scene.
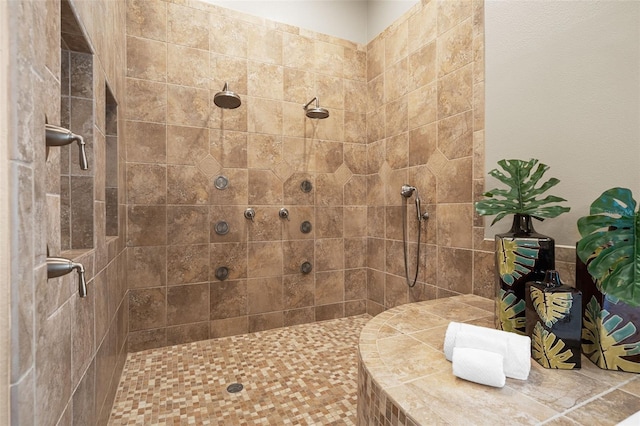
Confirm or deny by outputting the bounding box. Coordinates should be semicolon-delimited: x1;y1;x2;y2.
576;253;640;372
495;214;555;335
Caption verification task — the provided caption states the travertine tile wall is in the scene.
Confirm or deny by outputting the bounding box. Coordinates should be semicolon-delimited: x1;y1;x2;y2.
126;0;567;349
125;0;369;351
365;0;491;315
7;0;127;424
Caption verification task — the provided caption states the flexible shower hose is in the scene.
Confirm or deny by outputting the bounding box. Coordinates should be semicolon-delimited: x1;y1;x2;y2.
402;197;421;288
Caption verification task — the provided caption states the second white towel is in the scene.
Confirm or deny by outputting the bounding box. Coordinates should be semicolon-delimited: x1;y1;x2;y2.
452;347;506;388
444;322;531;380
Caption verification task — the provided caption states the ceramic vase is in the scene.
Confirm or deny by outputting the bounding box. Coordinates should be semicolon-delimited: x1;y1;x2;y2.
495;214;555;335
526;270;582;369
576;254;640;372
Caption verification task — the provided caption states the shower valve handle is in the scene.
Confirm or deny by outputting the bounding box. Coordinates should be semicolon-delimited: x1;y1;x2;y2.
279;208;290;220
45;124;89;170
244;208;255;221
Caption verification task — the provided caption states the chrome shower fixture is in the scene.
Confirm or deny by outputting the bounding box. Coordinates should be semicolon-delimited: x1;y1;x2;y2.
214;82;242;109
400;184;429;289
47;256;87;297
303;97;329;119
46;124;88;170
401;184;428;222
401;184;416;198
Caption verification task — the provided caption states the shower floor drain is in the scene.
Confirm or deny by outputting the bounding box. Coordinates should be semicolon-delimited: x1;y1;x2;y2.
226;383;243;393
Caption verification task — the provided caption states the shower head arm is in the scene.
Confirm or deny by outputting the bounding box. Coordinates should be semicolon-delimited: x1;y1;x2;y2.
303;97;318;110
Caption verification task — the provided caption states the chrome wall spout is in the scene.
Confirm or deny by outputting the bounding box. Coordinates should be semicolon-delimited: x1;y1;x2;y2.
45;124;88;170
47;257;87;297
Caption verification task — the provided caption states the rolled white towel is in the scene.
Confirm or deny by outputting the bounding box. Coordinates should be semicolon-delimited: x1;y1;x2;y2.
504;333;532;381
444;322;531;380
452;347;506;388
455;330;508;359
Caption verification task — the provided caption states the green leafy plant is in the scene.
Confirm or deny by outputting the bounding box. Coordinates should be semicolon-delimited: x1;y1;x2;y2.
576;187;640;307
475;158;570;225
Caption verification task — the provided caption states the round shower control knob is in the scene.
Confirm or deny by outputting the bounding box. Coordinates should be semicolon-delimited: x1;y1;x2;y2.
214;221;230;235
300;262;313;274
279;208;289;220
215;266;229;281
300;221;312;234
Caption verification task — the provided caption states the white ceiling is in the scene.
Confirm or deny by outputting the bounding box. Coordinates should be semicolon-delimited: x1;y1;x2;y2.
203;0;419;44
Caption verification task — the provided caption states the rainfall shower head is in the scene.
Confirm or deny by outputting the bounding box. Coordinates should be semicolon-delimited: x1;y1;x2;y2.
303;97;329;119
214;82;241;109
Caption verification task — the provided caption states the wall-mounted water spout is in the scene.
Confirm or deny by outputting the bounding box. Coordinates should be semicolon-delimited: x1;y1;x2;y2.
46;124;88;170
47;256;87;297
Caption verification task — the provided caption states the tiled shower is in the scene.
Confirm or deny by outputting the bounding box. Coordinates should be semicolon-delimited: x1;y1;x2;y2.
5;0;526;424
124;0;490;352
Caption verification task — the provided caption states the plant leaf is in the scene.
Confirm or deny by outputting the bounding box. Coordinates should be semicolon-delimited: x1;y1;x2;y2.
588;187;637;217
475;158;570;225
530;287;573;327
576;188;640;307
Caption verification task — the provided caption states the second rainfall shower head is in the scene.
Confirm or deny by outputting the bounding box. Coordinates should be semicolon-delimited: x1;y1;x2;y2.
303;97;329;119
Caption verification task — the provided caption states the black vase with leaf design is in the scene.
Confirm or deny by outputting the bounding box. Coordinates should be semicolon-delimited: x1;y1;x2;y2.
495;214;555;335
526;270;582;369
576;253;640;372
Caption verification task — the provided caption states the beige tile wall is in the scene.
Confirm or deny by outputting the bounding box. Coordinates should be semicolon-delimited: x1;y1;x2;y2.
125;0;369;351
123;0;578;350
365;0;491;315
7;0;127;424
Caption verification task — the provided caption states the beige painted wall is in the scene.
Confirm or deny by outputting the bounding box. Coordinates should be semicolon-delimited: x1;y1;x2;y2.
485;0;640;246
0;0;10;423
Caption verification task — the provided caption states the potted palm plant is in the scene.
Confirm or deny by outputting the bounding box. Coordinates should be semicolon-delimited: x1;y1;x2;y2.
576;187;640;372
475;158;570;335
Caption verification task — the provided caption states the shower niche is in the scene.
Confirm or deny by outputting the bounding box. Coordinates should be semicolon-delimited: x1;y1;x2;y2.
60;6;95;251
58;0;119;252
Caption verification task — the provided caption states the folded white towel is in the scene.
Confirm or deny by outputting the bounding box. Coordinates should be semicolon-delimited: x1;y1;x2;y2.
444;322;531;380
452;347;506;388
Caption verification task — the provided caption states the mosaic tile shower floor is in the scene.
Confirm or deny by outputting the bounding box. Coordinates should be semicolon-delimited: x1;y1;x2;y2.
109;315;371;425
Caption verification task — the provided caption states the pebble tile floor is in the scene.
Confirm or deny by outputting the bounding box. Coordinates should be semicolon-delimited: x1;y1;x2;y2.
109;315;371;425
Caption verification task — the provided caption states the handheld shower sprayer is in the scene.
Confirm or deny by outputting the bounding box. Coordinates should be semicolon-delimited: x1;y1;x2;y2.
401;184;416;198
400;184;429;288
400;184;428;222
